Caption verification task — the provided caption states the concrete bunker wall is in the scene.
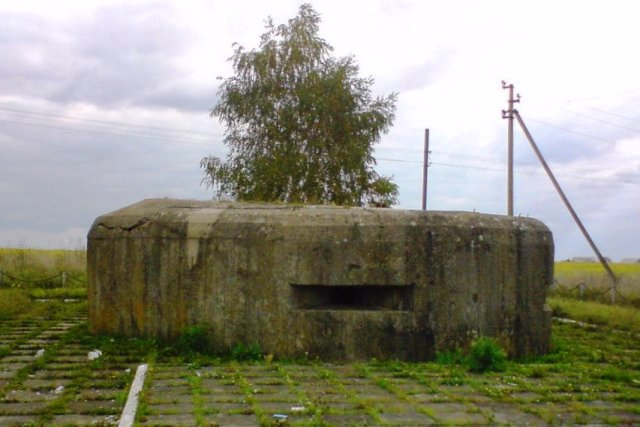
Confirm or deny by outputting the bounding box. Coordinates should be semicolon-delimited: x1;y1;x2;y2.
88;199;553;361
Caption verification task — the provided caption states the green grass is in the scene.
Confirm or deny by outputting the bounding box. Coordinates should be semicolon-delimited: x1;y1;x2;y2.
1;289;88;322
0;288;32;320
29;287;87;299
548;296;640;334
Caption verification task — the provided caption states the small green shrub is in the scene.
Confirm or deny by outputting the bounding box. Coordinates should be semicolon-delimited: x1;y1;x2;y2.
176;325;211;355
230;342;262;361
467;337;507;373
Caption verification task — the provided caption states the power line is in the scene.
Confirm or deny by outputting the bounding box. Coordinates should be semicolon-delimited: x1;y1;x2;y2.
0;117;223;147
0;106;504;163
0;111;213;143
562;108;640;133
0;106;223;139
377;146;505;164
525;118;616;144
1;103;636;186
585;106;640;123
431;161;506;173
376;157;422;164
376;157;639;186
544;88;640;106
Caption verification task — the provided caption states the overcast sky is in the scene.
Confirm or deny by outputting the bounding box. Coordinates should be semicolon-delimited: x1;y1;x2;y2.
0;0;638;261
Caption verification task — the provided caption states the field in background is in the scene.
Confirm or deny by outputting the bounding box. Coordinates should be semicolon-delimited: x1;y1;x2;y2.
0;248;86;300
0;247;85;277
553;261;640;307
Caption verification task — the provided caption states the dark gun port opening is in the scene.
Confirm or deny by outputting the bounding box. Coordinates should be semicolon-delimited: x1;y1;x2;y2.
290;284;414;311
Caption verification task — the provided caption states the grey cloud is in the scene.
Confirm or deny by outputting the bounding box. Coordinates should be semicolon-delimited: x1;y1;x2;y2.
0;118;211;234
615;166;640;183
385;50;455;93
52;2;192;108
0;3;210;111
0;13;72;94
519;122;610;166
135;82;219;113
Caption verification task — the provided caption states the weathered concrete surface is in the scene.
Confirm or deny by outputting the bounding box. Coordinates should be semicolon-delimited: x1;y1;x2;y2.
88;199;553;360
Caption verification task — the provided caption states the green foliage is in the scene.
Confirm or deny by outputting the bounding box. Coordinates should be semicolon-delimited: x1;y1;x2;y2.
166;330;263;361
467;337;507;373
435;348;466;365
0;346;10;358
230;342;263;361
0;289;31;320
176;325;211;355
599;366;633;383
202;3;398;207
29;287;87;299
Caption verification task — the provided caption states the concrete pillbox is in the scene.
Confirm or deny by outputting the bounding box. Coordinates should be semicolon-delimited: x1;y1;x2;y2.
88;199;553;361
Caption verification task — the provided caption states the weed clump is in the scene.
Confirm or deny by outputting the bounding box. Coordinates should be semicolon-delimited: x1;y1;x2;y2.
176;325;211;355
173;327;263;362
467;337;507;373
435;348;465;365
231;342;262;361
435;337;508;373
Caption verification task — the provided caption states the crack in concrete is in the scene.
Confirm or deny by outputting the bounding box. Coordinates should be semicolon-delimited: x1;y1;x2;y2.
97;217;151;232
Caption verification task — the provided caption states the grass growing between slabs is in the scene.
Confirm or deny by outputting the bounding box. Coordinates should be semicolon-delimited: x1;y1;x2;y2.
130;319;640;426
0;298;156;425
129;300;640;425
0;289;85;321
1;291;638;425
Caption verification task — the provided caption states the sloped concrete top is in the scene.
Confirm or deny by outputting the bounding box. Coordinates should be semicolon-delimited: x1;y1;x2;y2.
91;198;549;237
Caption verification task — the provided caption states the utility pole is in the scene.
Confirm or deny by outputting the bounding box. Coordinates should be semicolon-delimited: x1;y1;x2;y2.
502;81;520;216
422;128;430;211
